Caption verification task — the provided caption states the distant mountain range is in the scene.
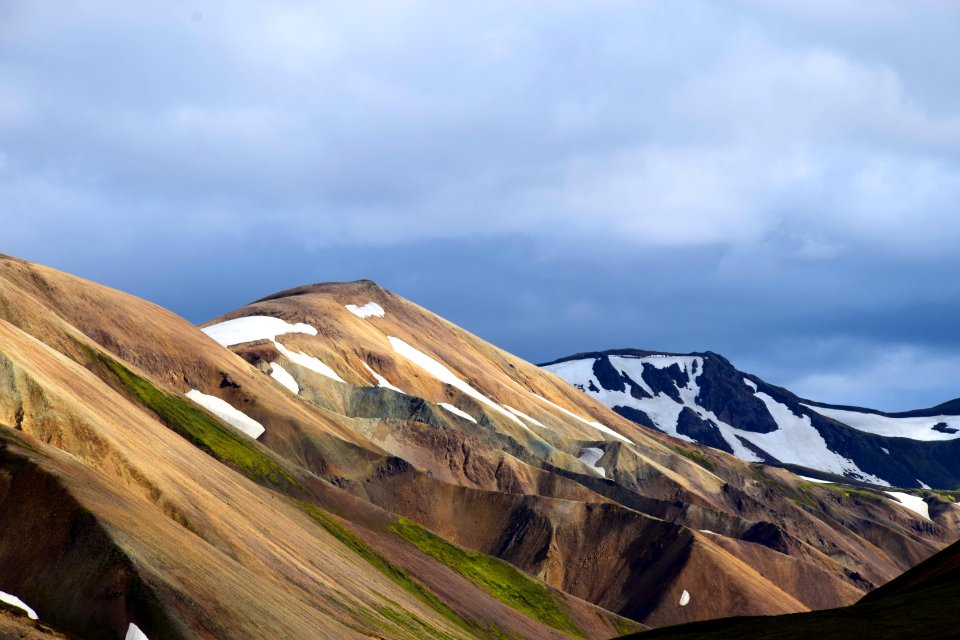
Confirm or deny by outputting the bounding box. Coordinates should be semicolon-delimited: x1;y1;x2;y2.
542;349;960;489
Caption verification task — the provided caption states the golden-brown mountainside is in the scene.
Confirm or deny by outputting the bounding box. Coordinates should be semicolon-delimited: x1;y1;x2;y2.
616;531;960;639
0;255;957;639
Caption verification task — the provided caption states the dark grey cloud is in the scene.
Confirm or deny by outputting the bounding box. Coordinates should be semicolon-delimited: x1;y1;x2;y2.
2;1;960;411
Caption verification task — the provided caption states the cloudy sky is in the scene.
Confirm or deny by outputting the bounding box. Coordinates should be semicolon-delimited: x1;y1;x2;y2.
3;1;959;410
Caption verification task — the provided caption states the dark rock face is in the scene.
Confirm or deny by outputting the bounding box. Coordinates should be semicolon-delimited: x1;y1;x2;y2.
742;521;790;555
675;407;732;454
640;363;687;403
612;406;662;432
0;445;176;640
694;357;778;434
592;357;626;393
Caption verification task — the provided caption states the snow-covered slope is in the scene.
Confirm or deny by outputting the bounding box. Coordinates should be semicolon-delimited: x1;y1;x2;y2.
542;349;960;489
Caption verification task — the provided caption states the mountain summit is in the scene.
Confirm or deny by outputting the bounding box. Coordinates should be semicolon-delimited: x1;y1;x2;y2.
542;349;960;489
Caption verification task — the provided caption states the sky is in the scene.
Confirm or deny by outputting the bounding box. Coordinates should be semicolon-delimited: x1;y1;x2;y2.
2;1;959;411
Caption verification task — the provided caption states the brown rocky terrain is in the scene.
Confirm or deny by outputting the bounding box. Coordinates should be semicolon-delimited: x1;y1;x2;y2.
0;254;957;638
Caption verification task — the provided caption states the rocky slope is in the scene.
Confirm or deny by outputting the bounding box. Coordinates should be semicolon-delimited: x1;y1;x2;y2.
542;349;960;489
0;255;958;638
619;533;960;639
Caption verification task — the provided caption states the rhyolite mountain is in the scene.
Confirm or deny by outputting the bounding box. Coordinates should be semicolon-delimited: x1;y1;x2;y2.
542;349;960;490
1;255;959;640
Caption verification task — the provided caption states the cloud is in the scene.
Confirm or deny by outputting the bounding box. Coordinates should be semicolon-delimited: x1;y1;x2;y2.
2;1;960;409
787;343;960;411
3;1;959;255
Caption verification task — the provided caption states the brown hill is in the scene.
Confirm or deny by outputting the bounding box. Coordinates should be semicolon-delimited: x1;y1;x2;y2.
0;255;957;638
616;535;960;639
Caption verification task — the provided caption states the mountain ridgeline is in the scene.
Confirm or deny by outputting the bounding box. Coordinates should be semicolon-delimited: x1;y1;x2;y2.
542;349;960;489
0;255;958;639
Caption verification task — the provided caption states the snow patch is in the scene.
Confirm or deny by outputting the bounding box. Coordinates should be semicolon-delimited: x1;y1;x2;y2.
532;394;633;443
699;529;717;535
881;447;890;455
387;337;526;428
742;393;888;485
798;475;832;484
185;390;265;439
362;362;404;394
438;403;477;424
274;342;345;383
548;356;743;451
0;591;37;620
679;590;690;606
202;315;344;384
743;378;758;392
502;405;546;429
605;356;657;397
126;623;150;640
345;302;385;318
269;362;299;394
202;316;317;347
614;356;760;457
918;479;932;490
884;491;931;521
578;447;606;477
543;358;601;391
804;404;960;442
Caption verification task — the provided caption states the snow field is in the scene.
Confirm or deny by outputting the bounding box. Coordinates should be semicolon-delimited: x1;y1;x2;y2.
577;447;606;477
438;403;478;423
0;591;37;620
362;362;404;393
345;302;385;318
269;362;299;394
884;491;931;521
388;336;526;428
185;390;266;439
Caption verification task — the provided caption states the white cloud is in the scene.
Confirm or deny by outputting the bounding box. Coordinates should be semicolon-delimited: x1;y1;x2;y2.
3;0;959;261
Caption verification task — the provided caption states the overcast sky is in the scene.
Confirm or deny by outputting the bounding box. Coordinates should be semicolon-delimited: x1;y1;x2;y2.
3;1;959;410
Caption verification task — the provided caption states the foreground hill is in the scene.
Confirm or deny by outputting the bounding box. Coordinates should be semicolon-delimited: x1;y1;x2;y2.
542;349;960;489
0;255;958;638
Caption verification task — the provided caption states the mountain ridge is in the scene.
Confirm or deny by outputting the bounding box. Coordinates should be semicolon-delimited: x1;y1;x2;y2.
1;255;958;638
543;348;960;489
542;347;960;419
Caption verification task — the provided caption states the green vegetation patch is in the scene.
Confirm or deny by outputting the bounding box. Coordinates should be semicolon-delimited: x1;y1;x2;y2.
819;482;885;505
612;615;646;636
371;598;462;640
299;503;470;639
749;465;818;509
390;516;583;638
81;344;297;489
671;445;716;472
929;489;960;502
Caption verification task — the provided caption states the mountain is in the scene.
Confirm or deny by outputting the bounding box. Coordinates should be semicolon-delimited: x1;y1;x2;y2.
617;529;960;639
0;255;958;639
541;349;960;489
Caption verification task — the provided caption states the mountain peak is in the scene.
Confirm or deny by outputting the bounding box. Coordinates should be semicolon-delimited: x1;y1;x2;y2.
249;278;388;305
543;349;960;488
